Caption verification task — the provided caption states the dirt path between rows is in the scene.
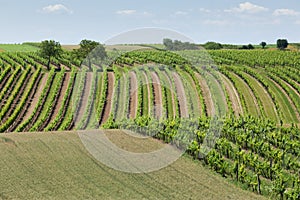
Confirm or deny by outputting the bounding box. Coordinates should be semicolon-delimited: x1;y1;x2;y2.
219;72;243;116
129;71;138;119
195;73;215;117
22;73;48;122
151;72;163;119
75;72;92;126
172;72;189;118
100;72;115;124
49;73;71;122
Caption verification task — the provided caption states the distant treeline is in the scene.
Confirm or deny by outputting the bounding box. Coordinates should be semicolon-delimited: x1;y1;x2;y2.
201;42;256;50
163;38;199;51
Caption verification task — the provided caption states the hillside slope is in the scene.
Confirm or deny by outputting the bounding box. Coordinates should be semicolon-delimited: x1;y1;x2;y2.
0;131;264;200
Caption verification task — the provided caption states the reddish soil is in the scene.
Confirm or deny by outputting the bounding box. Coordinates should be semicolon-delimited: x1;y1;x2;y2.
150;72;163;119
48;73;71;123
100;72;115;124
219;73;243;116
0;73;31;123
60;64;71;71
172;72;189;118
22;73;49;122
75;72;93;125
196;73;215;117
129;71;138;119
7;74;43;132
0;73;11;90
0;72;21;108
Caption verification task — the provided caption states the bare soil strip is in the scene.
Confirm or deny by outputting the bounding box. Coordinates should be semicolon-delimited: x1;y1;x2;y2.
0;72;21;108
0;73;11;90
7;74;43;132
1;73;31;123
100;72;115;124
150;72;163;118
22;73;48;122
129;71;138;119
49;73;71;122
172;72;189;118
60;64;71;71
218;72;243;116
195;73;215;117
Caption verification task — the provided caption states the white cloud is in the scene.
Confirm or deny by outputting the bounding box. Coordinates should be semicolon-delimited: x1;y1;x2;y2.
116;10;137;15
41;4;73;14
225;2;268;13
174;11;188;15
273;9;300;16
199;8;211;13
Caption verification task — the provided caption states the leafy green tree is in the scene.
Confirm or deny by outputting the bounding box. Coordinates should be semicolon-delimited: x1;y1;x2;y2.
163;38;173;50
73;39;107;70
260;42;267;49
204;42;223;50
248;44;254;50
40;40;63;70
277;39;289;50
163;38;198;51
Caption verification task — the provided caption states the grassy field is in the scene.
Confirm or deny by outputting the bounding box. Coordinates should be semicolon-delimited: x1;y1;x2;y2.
0;44;39;52
0;130;264;200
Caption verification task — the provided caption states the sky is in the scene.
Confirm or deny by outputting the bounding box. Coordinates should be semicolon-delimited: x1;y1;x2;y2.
1;0;300;44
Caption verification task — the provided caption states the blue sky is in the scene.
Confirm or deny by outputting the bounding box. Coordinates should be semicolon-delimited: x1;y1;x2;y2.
1;0;300;44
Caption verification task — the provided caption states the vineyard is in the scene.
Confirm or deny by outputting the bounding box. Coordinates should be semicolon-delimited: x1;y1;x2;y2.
1;49;300;199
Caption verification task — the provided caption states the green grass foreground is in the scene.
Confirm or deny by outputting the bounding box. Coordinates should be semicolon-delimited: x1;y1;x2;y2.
0;130;264;200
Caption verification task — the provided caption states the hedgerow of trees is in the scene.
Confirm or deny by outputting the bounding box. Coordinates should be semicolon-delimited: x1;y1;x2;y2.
163;38;198;51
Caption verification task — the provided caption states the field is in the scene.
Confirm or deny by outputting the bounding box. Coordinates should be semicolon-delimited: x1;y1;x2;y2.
1;47;300;199
0;130;264;199
0;44;40;52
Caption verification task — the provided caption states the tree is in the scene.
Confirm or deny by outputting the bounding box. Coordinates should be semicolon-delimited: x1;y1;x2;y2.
73;39;107;71
248;44;254;50
40;40;63;70
163;38;174;50
163;38;198;51
277;39;288;50
260;42;267;49
204;42;223;50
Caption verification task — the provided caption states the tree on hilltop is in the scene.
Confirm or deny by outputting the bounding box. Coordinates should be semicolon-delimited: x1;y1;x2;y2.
40;40;63;70
260;42;267;49
73;39;107;71
277;39;288;50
